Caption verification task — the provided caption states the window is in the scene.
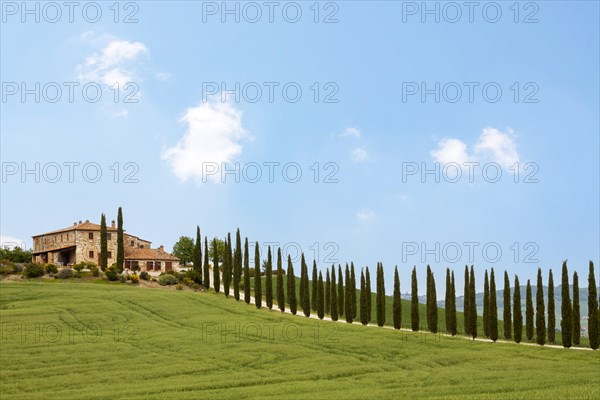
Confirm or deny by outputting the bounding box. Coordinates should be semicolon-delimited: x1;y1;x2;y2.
107;251;112;259
125;260;131;269
89;251;94;258
132;261;139;269
88;232;93;240
107;233;112;240
147;261;154;270
165;262;172;271
156;261;161;270
140;245;144;249
130;240;134;246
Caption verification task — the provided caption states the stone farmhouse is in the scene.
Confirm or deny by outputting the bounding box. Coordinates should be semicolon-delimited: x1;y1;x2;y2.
32;220;180;272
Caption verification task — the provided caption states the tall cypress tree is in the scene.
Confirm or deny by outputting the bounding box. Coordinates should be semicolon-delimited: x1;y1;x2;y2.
301;255;310;317
489;268;498;342
588;261;599;350
503;271;512;339
365;266;372;323
525;280;533;341
561;261;572;347
312;261;318;311
572;272;580;346
393;266;401;329
483;270;490;337
350;262;357;319
116;207;124;273
254;241;261;309
449;271;457;335
428;267;438;333
213;238;220;292
223;235;231;297
445;268;452;334
345;264;352;323
299;254;306;312
469;266;477;339
464;265;470;335
233;229;242;301
317;271;324;319
426;265;433;332
330;265;338;321
243;238;250;304
276;248;285;312
203;237;210;289
265;246;273;309
325;270;331;314
193;226;202;275
535;268;546;345
100;214;108;271
338;265;344;317
360;269;368;325
513;275;522;343
547;269;555;343
287;256;297;315
377;263;385;327
411;267;419;331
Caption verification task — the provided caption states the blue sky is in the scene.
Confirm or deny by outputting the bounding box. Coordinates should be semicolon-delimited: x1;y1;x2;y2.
1;1;598;295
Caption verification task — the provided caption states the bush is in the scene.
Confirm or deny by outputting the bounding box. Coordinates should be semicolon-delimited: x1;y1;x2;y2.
186;270;202;284
105;266;119;281
176;283;184;290
56;268;74;279
24;263;45;278
44;263;58;274
177;272;187;282
129;274;140;284
158;274;178;286
140;271;150;281
0;259;16;275
90;266;100;277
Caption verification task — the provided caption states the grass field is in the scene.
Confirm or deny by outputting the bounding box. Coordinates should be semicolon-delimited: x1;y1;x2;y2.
1;280;599;399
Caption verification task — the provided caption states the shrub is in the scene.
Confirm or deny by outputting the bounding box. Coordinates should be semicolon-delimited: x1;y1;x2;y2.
24;263;45;278
130;274;140;284
0;259;16;275
176;283;184;290
186;270;202;284
177;272;187;282
44;263;58;274
158;274;178;286
90;266;100;277
140;271;150;281
56;268;74;279
105;266;119;281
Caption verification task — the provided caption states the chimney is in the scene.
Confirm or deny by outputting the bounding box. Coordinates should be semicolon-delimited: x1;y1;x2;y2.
79;220;82;224
85;219;89;223
111;220;115;228
159;245;164;252
73;222;77;226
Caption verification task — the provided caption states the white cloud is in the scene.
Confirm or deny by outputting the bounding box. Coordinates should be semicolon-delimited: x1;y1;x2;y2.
0;235;28;250
161;101;250;183
351;147;368;162
340;127;361;139
431;128;519;170
156;72;172;81
356;208;375;222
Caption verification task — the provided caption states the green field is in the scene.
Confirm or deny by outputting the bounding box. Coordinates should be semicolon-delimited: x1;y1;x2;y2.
1;281;599;399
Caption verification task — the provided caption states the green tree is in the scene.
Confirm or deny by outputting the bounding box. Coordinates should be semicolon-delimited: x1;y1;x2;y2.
317;271;324;319
360;269;367;325
212;238;220;292
203;237;210;289
233;229;242;301
449;271;457;335
411;266;419;331
325;269;331;314
338;265;344;317
445;268;452;334
223;235;231;297
561;261;572;347
244;238;250;304
301;254;310;317
365;266;372;323
469;266;477;339
287;256;297;315
99;214;108;271
254;241;262;309
572;271;580;346
208;238;226;262
503;271;512;339
173;236;194;267
588;261;599;350
265;246;273;309
526;280;533;341
427;266;438;333
312;261;318;311
350;262;357;319
393;266;401;329
464;265;470;335
489;268;498;342
376;263;385;327
330;265;338;321
535;268;546;345
193;226;202;275
345;264;352;323
547;269;555;343
513;275;522;343
276;248;285;312
483;270;490;337
116;207;124;273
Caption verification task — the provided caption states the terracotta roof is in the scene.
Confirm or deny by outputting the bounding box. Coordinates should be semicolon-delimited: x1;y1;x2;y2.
32;221;118;237
125;247;179;261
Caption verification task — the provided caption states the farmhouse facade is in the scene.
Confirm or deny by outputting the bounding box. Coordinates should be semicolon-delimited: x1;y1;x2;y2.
32;220;180;272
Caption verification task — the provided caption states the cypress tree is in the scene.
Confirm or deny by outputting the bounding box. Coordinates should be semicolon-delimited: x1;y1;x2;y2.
426;265;433;331
588;261;599;350
561;261;572;347
325;270;331;314
483;270;490;337
350;262;357;319
428;266;438;333
276;248;285;312
223;235;231;297
330;265;338;321
360;269;368;325
377;263;385;327
526;280;533;341
469;266;477;339
317;271;324;319
265;246;273;309
365;267;372;323
243;238;250;304
301;254;310;317
233;229;242;301
287;256;297;315
535;268;546;345
449;271;457;335
393;266;401;329
100;214;108;271
193;226;202;275
503;271;512;339
489;268;498;342
445;268;451;334
345;264;352;323
254;241;261;309
513;275;522;343
312;261;318;311
213;238;220;292
547;269;555;343
572;272;580;345
464;266;470;335
299;255;306;311
116;207;124;273
203;237;210;289
338;265;344;316
411;267;419;331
